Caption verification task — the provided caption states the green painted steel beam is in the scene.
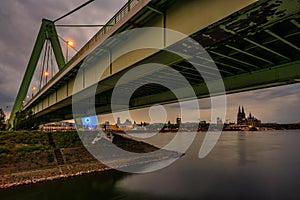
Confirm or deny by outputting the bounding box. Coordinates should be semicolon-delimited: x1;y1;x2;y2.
242;29;300;54
173;68;207;81
31;59;300;122
30;60;300;123
8;19;65;130
188;61;232;75
214;61;246;72
176;62;219;77
147;5;163;15
209;50;259;69
265;29;300;51
220;61;300;94
290;19;300;29
243;38;291;61
45;20;65;70
130;60;300;107
225;44;273;64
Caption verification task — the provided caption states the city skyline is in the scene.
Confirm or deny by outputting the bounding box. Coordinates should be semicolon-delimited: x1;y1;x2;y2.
0;0;299;124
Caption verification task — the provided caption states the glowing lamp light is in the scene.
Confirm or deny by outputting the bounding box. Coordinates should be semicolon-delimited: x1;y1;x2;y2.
66;40;75;62
31;86;37;98
67;40;74;46
44;71;49;77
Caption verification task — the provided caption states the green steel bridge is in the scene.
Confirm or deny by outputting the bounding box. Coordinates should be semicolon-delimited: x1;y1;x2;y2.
8;0;300;129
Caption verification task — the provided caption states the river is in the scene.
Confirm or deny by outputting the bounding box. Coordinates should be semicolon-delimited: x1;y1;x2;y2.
1;130;300;200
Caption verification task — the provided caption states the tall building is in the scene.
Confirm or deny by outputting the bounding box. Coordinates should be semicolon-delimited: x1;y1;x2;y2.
247;113;262;126
237;106;261;126
176;117;181;125
117;117;121;126
115;117;133;130
237;106;246;124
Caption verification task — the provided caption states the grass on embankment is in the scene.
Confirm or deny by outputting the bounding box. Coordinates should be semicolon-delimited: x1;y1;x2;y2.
0;130;88;174
0;130;167;176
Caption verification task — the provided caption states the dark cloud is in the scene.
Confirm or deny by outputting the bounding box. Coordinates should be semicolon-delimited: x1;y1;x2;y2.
246;84;300;101
165;83;300;123
225;83;300;123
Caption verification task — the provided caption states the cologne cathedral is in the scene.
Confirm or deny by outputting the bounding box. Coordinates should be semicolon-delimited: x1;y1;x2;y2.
237;106;261;126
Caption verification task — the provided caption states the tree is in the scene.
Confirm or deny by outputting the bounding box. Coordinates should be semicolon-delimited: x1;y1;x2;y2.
15;109;34;130
0;108;6;130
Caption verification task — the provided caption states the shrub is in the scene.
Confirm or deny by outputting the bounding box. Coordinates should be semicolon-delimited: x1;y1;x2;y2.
0;146;10;154
15;145;42;152
47;153;54;163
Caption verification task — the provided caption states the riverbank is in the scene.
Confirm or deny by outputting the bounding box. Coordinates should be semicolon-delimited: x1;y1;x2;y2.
0;130;174;189
0;161;110;188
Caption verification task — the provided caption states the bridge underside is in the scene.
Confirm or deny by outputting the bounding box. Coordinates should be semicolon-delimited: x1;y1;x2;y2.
28;0;300;125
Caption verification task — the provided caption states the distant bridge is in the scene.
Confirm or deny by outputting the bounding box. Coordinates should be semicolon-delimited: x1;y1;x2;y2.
9;0;300;129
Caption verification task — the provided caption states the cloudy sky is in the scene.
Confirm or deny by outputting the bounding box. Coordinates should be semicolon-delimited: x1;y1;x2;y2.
0;0;127;115
0;0;299;124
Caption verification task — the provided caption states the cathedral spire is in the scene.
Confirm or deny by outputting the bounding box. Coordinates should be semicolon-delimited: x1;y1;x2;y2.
242;106;245;114
238;106;241;114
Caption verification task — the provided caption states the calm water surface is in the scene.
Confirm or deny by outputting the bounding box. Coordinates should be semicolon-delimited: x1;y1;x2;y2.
2;130;300;200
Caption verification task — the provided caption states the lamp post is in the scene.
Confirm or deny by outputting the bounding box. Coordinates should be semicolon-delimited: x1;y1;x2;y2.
32;86;36;98
66;40;74;62
43;71;49;84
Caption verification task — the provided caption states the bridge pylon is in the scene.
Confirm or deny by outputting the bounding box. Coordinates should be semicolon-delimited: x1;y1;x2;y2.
8;19;65;130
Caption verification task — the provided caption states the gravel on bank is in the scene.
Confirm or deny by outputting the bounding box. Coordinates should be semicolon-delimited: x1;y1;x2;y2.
0;162;110;188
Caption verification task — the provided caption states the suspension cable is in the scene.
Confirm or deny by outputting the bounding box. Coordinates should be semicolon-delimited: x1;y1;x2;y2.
39;40;49;90
46;40;51;84
54;0;95;22
56;24;112;27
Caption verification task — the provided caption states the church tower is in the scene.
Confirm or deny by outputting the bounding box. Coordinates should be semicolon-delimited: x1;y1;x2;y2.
241;106;246;120
237;106;246;124
237;106;242;124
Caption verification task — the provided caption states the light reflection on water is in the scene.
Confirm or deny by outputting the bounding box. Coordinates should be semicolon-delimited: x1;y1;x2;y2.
2;131;300;200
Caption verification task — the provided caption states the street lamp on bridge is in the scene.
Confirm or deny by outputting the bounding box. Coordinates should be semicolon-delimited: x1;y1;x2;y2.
32;86;37;98
66;40;74;62
43;71;49;77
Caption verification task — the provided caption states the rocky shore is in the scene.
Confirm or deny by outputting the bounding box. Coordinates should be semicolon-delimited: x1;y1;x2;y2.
0;162;111;188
